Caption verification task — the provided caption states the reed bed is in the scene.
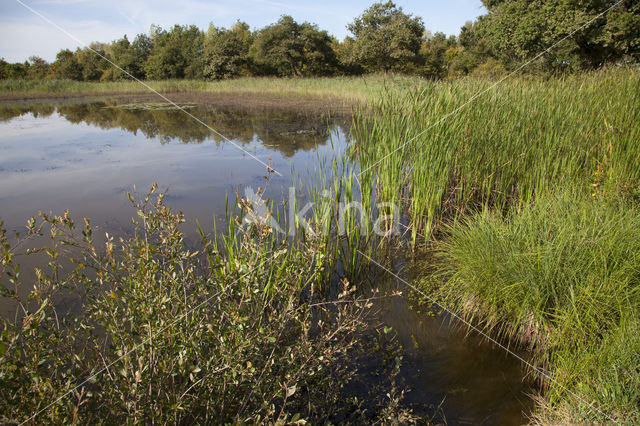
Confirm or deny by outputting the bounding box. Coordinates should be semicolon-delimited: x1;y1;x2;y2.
347;67;640;422
351;68;640;243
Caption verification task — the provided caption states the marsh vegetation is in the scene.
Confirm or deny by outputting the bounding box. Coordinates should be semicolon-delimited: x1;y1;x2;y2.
1;0;639;419
350;68;640;424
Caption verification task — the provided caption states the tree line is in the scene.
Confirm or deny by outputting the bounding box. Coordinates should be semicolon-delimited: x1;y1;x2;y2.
1;1;638;81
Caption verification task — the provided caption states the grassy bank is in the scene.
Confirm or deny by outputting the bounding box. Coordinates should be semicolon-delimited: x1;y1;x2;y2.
0;75;419;105
436;190;640;423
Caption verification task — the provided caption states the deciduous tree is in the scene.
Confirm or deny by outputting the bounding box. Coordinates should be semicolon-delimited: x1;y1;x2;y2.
251;15;337;77
347;1;424;72
145;25;204;79
420;31;458;79
26;56;49;80
479;0;640;71
52;49;82;80
203;21;253;80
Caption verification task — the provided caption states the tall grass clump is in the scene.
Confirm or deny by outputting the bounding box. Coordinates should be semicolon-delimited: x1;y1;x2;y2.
0;185;408;424
293;143;378;285
436;189;640;424
351;68;640;244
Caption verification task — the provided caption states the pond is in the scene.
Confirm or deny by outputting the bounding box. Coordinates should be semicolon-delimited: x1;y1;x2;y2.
0;100;345;239
0;100;534;424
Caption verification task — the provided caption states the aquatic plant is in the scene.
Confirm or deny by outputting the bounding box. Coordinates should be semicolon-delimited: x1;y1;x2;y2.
351;68;640;244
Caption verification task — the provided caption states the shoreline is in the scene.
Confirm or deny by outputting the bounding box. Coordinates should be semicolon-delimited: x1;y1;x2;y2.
0;75;399;103
0;90;357;116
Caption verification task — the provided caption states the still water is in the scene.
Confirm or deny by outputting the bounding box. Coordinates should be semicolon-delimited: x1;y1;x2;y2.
0;101;343;238
0;101;533;424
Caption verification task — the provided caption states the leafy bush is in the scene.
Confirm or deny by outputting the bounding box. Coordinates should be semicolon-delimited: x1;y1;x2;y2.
0;185;392;424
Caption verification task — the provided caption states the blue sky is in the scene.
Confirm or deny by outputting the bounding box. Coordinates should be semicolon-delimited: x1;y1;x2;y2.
0;0;486;63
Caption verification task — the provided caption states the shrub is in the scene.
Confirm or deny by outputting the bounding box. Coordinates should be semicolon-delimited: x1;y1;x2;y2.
0;185;384;423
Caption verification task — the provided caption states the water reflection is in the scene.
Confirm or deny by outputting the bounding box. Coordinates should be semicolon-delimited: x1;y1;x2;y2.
0;101;343;157
0;101;349;239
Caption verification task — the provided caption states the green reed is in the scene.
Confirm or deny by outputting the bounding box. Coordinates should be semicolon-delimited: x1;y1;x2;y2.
345;67;640;423
297;136;378;286
351;68;640;244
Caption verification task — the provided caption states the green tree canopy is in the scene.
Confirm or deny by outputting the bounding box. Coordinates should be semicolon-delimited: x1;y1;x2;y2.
26;56;49;80
446;20;493;77
145;25;204;79
2;62;28;79
75;43;112;81
106;35;146;80
203;21;253;80
479;0;640;71
346;1;425;72
128;34;153;79
420;31;458;79
251;15;337;77
52;49;82;80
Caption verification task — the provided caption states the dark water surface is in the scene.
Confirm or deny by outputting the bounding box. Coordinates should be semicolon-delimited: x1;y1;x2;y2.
0;101;534;424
